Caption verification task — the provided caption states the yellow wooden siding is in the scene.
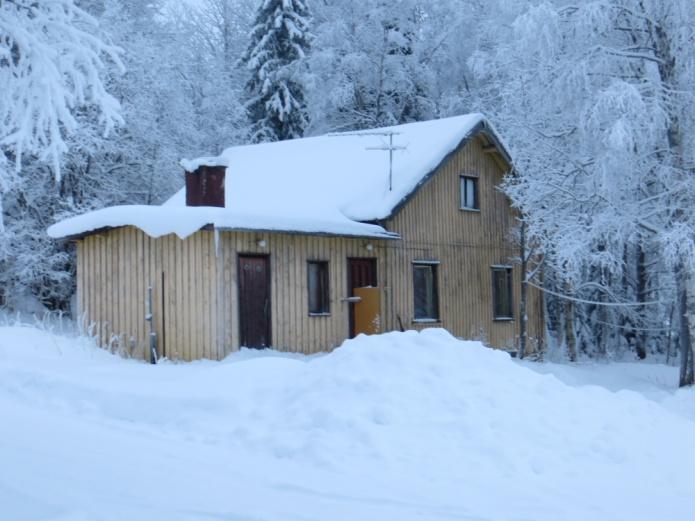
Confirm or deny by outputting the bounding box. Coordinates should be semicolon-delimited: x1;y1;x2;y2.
216;232;378;356
382;136;544;350
78;227;381;360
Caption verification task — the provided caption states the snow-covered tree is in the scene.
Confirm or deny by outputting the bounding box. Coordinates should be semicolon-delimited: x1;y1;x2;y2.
471;0;695;384
239;0;312;142
309;0;414;131
308;0;468;133
0;0;123;309
0;0;122;185
173;0;253;152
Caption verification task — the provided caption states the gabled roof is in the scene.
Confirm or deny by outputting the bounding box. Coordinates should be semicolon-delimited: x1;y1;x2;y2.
48;114;511;240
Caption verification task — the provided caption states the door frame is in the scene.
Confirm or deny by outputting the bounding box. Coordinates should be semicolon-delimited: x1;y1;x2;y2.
347;257;378;338
237;253;272;348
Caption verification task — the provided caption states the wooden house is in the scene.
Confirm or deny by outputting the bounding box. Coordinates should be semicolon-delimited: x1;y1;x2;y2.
48;114;544;361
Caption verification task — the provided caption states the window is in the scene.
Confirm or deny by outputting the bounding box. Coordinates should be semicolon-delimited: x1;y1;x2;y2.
308;261;330;314
460;175;479;210
492;267;514;319
413;262;440;321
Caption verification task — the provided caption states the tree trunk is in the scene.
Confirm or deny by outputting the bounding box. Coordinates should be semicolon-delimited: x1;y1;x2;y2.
679;267;695;386
536;267;546;360
649;13;693;384
564;280;577;362
597;285;608;357
635;242;647;359
666;302;674;365
518;219;528;359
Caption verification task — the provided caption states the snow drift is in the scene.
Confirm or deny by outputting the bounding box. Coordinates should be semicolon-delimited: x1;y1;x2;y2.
1;326;694;520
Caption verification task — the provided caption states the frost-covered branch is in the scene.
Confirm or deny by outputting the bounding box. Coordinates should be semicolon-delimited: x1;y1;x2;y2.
0;0;123;181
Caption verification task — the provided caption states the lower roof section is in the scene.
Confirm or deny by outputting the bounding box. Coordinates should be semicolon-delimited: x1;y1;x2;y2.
47;205;400;241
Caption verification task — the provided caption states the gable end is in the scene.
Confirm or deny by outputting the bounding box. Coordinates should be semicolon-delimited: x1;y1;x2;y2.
383;121;512;222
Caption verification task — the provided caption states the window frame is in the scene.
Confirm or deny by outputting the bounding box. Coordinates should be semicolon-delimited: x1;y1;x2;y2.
412;260;441;322
460;175;480;211
307;260;330;316
491;265;514;321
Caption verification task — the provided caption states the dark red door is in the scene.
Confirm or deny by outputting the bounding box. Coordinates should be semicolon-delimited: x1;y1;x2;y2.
238;255;271;348
348;258;377;338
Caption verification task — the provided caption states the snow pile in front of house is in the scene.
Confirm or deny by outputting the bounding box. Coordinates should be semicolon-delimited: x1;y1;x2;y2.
46;203;398;240
1;326;694;521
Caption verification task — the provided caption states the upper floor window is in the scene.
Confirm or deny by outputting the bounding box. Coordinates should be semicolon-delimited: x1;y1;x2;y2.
492;266;513;319
308;261;330;315
413;261;440;321
460;175;479;210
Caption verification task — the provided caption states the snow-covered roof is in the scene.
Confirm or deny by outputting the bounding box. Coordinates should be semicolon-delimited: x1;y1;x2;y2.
48;114;510;240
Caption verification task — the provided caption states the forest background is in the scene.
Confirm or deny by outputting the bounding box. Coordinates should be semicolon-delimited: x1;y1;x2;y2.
2;0;694;384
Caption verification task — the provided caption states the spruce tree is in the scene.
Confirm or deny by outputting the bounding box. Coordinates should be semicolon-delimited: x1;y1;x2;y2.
240;0;312;143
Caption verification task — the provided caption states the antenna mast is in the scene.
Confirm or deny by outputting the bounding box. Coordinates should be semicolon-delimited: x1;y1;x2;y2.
365;131;406;191
327;130;406;191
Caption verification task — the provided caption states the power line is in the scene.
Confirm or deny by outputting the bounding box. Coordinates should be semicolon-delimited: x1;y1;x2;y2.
527;280;663;307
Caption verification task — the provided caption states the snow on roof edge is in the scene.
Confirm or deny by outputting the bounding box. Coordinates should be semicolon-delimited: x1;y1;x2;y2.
47;205;400;241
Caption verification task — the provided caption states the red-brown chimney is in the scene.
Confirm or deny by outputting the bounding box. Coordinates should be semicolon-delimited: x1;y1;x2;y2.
185;165;225;207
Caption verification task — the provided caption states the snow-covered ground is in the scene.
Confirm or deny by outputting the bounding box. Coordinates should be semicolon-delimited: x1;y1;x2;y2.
1;325;693;521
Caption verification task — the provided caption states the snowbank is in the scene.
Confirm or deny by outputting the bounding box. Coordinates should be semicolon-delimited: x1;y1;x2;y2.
1;326;693;520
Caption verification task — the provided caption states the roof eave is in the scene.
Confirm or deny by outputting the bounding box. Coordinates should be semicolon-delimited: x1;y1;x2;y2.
214;225;400;241
53;224;401;242
49;225;119;242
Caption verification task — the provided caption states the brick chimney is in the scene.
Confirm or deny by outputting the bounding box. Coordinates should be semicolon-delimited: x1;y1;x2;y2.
185;165;225;207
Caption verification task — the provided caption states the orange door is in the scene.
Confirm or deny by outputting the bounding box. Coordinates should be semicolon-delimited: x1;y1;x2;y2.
354;287;381;335
348;258;377;337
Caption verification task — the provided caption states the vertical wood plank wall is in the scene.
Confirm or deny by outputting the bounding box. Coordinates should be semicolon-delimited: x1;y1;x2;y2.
77;228;379;361
218;233;378;355
381;135;544;350
75;134;543;361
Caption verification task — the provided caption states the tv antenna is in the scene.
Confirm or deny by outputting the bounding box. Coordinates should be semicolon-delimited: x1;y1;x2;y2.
327;130;406;191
